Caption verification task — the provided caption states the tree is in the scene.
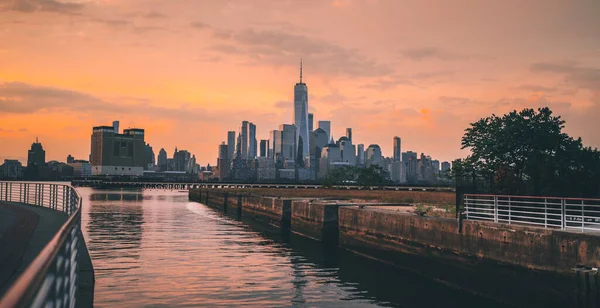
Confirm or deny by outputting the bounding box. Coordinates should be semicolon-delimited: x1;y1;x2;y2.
458;107;600;197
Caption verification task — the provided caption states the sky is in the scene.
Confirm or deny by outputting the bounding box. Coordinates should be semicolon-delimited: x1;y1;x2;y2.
1;0;599;166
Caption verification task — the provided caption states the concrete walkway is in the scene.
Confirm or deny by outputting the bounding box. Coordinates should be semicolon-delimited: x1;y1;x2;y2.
0;201;95;307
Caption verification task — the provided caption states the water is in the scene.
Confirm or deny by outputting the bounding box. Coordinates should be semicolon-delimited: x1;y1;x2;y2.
80;188;555;307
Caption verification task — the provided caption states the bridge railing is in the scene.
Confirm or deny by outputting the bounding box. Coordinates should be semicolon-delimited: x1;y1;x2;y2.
464;194;600;232
0;181;82;308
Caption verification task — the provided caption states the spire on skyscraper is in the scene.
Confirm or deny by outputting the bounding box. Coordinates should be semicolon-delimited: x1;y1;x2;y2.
300;58;303;83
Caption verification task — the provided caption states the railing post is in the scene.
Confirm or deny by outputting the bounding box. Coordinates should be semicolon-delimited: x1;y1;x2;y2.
544;198;548;228
494;196;498;223
561;199;566;230
581;200;585;232
465;195;469;219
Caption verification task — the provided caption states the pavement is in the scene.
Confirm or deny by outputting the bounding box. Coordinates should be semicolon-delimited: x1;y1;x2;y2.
0;201;67;297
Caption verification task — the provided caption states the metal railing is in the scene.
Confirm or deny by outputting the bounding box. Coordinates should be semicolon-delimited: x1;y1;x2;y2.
464;194;600;232
0;181;82;308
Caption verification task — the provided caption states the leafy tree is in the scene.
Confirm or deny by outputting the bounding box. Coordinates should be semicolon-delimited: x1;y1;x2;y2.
323;165;390;187
458;107;600;197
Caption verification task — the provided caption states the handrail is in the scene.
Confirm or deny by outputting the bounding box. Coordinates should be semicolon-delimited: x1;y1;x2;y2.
464;193;600;232
0;181;83;308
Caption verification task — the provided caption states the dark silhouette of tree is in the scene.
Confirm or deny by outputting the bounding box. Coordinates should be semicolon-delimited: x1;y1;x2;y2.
457;107;600;197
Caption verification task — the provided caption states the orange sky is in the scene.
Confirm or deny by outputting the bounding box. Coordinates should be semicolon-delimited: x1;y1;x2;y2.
1;0;599;166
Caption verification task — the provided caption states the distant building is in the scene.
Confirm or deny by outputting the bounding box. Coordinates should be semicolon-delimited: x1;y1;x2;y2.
67;155;75;164
318;121;331;142
227;131;236;160
27;138;46;167
144;143;155;170
365;144;383;167
217;142;230;180
441;161;451;173
308;113;314;133
389;160;405;184
318;142;341;179
402;151;418;183
280;124;297;161
346;128;352;142
270;130;282;160
157;148;167;171
338;136;356;165
310;128;329;175
393;136;401;162
256;157;276;181
0;159;23;180
294;60;310;160
357;144;365;166
90;123;145;176
241;121;257;160
68;160;92;177
259;139;269;157
432;160;440;175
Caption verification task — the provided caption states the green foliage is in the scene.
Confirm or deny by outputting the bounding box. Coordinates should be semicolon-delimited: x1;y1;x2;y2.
457;107;600;197
323;165;391;187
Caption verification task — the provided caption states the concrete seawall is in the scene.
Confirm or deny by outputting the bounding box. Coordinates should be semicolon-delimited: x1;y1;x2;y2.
189;188;600;306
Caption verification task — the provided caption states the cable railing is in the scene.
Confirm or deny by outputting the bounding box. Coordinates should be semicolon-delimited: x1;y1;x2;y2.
0;181;82;308
464;194;600;232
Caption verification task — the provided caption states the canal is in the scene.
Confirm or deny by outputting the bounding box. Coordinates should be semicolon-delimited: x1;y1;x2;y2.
80;188;566;307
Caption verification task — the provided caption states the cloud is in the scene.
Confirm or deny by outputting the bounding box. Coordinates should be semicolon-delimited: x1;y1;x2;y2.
190;21;209;30
530;62;600;91
400;47;493;62
0;0;84;14
438;96;472;105
207;44;244;55
273;101;289;109
205;27;392;78
144;11;166;19
513;84;558;93
361;75;417;91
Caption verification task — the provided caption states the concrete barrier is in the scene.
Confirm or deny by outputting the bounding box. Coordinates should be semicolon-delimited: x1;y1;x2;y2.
291;200;340;242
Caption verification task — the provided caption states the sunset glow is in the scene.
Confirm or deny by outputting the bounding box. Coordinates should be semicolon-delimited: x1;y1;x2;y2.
1;0;599;165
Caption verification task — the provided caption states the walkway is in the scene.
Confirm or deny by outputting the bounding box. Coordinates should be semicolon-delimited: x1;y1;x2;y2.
0;201;95;307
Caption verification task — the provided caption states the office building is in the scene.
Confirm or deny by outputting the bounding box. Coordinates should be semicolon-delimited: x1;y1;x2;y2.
402;151;418;183
67;155;75;164
90;122;145;176
346;128;352;142
227;131;236;160
441;161;451;173
259;139;269;157
112;121;119;133
294;59;310;160
0;159;23;179
270;130;282;160
68;160;92;177
144;143;155;170
365;144;383;167
357;144;365;166
27;138;46;167
393;136;401;162
241;121;257;160
308;113;314;133
338;136;356;165
280;124;297;161
318;121;331;142
157;148;167;171
217;142;230;180
432;160;440;175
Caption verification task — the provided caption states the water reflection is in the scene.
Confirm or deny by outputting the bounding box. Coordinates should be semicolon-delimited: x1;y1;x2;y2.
79;188;521;307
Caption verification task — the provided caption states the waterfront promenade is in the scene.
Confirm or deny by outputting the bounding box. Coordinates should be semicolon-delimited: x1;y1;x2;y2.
0;182;94;308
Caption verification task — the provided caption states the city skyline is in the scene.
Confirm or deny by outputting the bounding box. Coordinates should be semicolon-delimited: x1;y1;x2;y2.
1;1;599;165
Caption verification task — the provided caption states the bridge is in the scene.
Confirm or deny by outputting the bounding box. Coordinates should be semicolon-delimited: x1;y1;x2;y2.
70;179;455;192
0;181;94;308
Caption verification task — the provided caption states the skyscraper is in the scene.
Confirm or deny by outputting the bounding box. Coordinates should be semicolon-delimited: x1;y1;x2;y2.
259;139;270;157
158;148;167;171
27;138;46;167
346;128;352;142
357;144;365;166
294;59;310;160
90;123;145;176
280;124;297;161
241;121;256;160
217;142;230;180
270;130;282;159
393;136;401;162
318;121;331;141
308;113;314;133
365;144;383;167
227;131;236;160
